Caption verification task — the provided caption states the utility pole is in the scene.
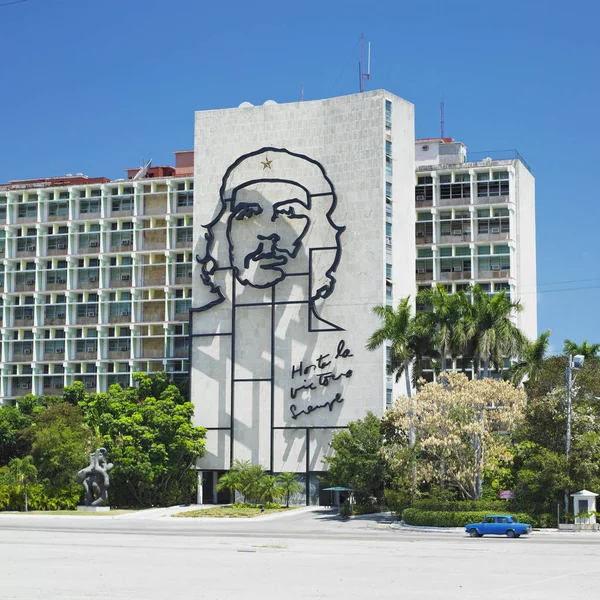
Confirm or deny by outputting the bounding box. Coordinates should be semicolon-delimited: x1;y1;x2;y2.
565;354;584;514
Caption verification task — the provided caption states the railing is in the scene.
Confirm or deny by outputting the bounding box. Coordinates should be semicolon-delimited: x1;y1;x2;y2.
466;150;532;173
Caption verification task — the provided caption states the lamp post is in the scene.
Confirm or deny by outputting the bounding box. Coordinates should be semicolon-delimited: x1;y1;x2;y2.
565;354;585;514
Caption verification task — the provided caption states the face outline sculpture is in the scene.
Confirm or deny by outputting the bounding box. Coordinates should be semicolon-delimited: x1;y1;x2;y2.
226;181;311;289
196;147;345;329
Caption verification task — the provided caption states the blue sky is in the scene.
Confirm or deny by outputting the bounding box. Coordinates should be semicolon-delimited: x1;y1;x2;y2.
1;0;598;353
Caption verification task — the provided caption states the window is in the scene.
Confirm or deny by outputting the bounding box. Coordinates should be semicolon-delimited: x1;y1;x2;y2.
385;100;392;128
112;197;134;212
417;212;432;222
108;338;131;352
386;223;392;238
14;307;33;320
477;179;509;198
80;200;100;214
386;140;392;158
386;282;393;301
48;202;68;217
418;248;434;258
415;176;433;203
76;340;97;353
440;182;470;201
386;264;392;279
176;227;193;243
18;204;37;219
494;244;510;255
455;246;470;257
439;174;451;184
44;340;65;354
177;191;194;207
176;264;192;279
386;182;392;203
386;156;393;176
493;171;509;180
455;173;470;182
47;269;67;285
477;172;490;181
46;304;66;319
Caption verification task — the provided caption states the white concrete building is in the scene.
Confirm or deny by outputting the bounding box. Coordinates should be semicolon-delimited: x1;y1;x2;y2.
0;156;195;402
191;90;415;503
414;138;537;377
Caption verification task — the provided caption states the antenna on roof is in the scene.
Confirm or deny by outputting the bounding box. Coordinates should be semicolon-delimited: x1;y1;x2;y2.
359;33;371;93
133;158;152;180
440;101;445;138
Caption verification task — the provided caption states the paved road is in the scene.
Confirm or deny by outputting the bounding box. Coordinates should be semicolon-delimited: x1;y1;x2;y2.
1;509;599;599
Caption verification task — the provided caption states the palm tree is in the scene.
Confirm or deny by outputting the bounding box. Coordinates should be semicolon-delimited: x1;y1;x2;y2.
416;285;471;373
8;456;37;512
257;475;282;503
509;330;551;386
366;298;416;397
563;339;600;360
467;286;525;378
276;472;303;508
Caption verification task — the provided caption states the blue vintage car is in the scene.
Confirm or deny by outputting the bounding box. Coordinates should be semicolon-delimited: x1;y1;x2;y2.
465;515;532;538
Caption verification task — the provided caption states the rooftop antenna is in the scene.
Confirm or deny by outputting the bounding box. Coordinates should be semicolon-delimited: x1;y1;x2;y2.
359;33;371;93
440;101;445;138
133;158;152;180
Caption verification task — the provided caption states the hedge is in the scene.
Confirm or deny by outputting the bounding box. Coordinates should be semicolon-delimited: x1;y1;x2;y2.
402;508;535;528
412;499;517;512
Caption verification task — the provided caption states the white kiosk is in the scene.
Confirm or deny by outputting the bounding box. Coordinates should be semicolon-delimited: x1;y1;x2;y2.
571;489;598;526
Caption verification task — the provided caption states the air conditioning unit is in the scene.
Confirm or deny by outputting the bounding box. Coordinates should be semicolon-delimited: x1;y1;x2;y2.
56;313;65;318
491;265;501;271
416;232;425;237
87;311;97;317
121;239;131;246
89;241;99;248
57;243;66;250
85;346;95;353
120;310;130;316
21;383;30;389
416;195;425;201
56;277;66;284
417;268;426;274
56;348;64;353
453;266;462;272
26;279;34;285
491;227;501;234
23;348;32;354
26;245;35;251
452;229;462;235
121;274;131;281
88;276;97;282
85;381;94;388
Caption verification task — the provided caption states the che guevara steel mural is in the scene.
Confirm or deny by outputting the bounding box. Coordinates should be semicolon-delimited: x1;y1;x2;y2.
192;147;353;470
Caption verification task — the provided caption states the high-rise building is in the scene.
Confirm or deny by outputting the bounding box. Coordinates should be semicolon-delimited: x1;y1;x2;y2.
190;90;415;502
0;153;195;403
413;137;537;379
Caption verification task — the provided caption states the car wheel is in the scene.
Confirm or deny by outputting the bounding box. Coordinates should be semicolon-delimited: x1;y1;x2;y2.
506;529;516;538
469;529;479;538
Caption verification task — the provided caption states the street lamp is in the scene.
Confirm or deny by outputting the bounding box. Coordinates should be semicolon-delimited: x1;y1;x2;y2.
565;354;585;514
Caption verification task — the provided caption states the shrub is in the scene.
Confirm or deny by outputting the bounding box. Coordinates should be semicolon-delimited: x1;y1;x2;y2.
384;489;413;518
413;499;516;512
402;508;535;528
262;502;282;510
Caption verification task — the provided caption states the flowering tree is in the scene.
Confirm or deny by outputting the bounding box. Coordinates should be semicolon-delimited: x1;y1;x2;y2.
383;372;526;499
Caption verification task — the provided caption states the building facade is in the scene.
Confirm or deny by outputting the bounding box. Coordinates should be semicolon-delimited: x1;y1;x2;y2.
190;90;415;502
413;138;537;379
0;154;194;402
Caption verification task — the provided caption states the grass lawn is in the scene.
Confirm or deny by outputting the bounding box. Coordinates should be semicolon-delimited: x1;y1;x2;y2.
172;505;293;518
2;509;139;516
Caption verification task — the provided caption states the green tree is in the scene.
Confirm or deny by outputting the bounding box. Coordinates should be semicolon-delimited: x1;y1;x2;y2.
509;330;551;386
79;373;206;507
367;298;434;397
0;404;33;467
216;463;244;500
276;472;303;508
324;412;387;504
416;285;471;373
6;456;37;512
563;339;600;360
467;286;525;378
24;402;97;492
257;475;283;503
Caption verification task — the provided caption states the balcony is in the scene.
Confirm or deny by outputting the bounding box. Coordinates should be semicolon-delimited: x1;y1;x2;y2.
415;197;433;208
108;312;132;324
75;350;97;360
16;244;37;258
478;269;511;279
76;311;98;325
141;309;165;323
109;274;133;288
475;195;510;206
475;230;510;243
107;350;130;360
439;231;472;244
44;349;66;360
439;270;472;281
174;347;188;358
77;278;99;290
47;240;68;256
79;240;101;254
15;280;36;292
416;270;433;282
46;279;67;291
45;315;67;326
439;196;470;207
415;233;433;245
12;351;33;362
43;386;64;396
